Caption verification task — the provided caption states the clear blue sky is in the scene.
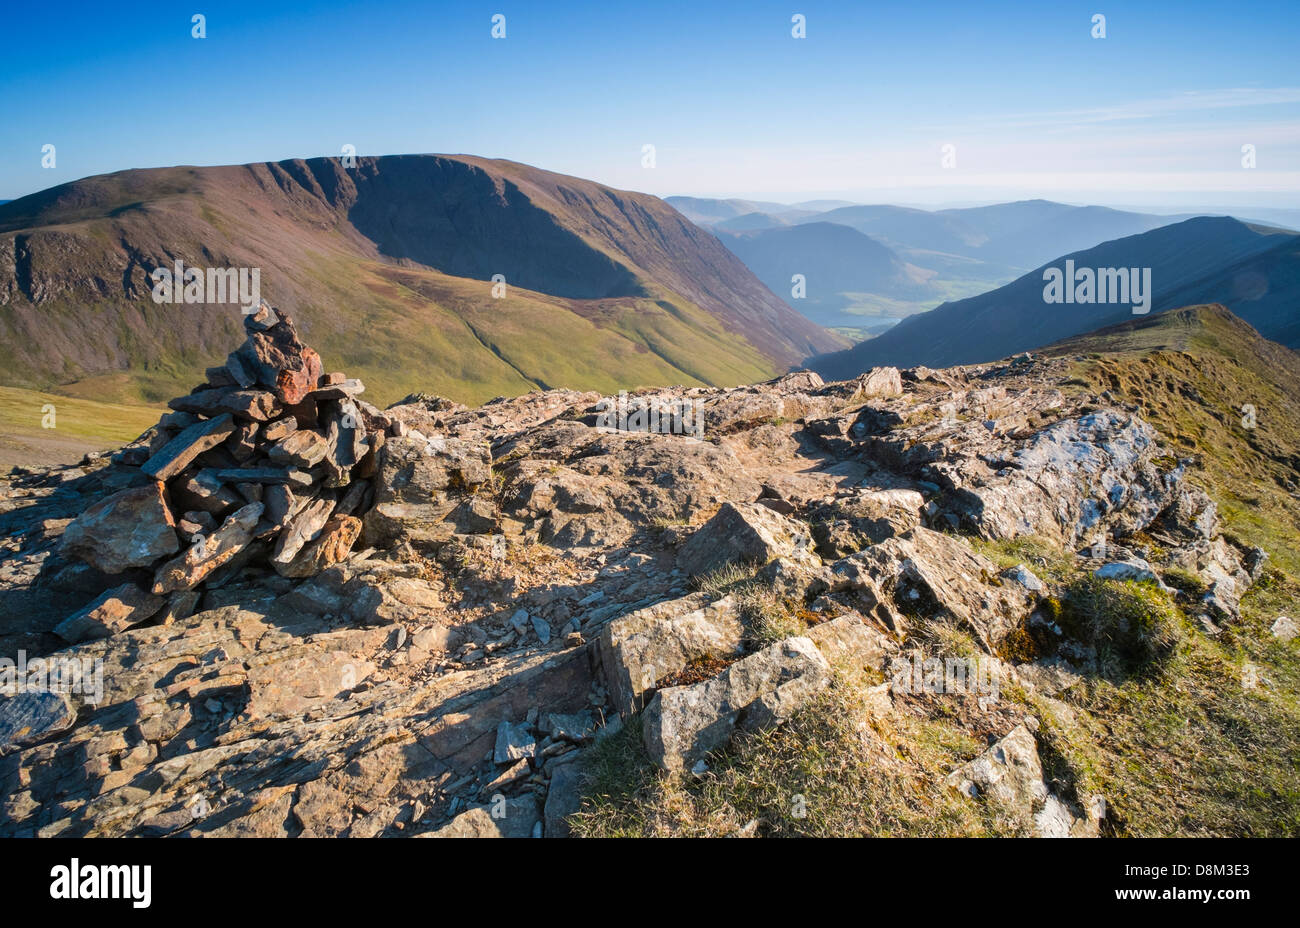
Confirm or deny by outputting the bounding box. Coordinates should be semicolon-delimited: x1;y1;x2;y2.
2;0;1298;205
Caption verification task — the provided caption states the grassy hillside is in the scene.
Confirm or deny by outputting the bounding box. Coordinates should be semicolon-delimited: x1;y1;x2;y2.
0;385;159;469
0;155;843;410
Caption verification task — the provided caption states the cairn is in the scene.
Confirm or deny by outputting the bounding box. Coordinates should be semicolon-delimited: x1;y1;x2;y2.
54;302;398;643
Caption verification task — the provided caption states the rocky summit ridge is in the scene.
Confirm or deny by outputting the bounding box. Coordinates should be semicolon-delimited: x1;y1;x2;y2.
0;306;1271;837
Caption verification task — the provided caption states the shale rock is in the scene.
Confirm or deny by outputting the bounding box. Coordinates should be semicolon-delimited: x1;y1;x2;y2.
53;583;165;643
60;483;179;574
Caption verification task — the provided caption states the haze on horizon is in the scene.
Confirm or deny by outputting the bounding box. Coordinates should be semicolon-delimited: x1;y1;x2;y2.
2;0;1298;208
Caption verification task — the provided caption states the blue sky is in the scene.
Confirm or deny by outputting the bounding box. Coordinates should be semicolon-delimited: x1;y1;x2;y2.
2;0;1298;205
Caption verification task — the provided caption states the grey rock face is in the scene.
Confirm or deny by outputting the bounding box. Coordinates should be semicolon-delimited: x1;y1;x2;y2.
677;502;816;578
944;724;1101;838
641;636;831;772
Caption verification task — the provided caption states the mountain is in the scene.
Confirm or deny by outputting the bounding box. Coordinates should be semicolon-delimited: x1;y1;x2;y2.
713;211;796;232
672;198;1259;338
811;217;1299;376
940;200;1199;269
718;222;938;327
813;199;1201;270
808;203;988;256
663;196;796;225
0;156;842;407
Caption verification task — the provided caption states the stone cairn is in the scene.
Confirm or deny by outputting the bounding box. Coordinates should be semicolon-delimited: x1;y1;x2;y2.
55;302;398;644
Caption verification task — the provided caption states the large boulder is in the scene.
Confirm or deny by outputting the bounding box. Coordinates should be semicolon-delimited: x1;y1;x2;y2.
60;483;180;574
362;434;491;548
599;593;744;717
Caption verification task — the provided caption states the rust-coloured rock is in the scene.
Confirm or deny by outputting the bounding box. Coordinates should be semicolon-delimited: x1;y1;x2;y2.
60;483;180;574
276;515;362;578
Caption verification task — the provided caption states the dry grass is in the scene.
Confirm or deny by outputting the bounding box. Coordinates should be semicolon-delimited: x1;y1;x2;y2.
571;665;1012;838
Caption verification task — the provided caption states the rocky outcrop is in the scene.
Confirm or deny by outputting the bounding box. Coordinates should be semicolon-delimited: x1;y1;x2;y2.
676;502;816;578
0;318;1267;837
833;527;1036;651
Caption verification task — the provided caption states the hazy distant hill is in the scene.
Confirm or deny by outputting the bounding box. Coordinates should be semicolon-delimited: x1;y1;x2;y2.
814;199;1200;270
0;155;843;406
942;200;1200;268
811;216;1299;376
666;196;855;226
663;196;795;225
713;211;800;232
683;198;1225;333
717;222;940;327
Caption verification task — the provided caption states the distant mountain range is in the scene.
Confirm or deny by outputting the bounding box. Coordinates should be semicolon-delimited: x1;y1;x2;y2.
670;195;1296;333
811;216;1300;377
0;156;843;406
664;197;856;226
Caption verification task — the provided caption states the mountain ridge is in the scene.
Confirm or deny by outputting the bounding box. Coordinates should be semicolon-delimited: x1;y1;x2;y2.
0;155;843;407
811;217;1300;377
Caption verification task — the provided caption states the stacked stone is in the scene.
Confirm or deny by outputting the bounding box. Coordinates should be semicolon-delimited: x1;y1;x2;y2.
54;302;399;644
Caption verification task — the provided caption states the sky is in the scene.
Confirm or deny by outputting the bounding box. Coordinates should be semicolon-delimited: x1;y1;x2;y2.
2;0;1298;206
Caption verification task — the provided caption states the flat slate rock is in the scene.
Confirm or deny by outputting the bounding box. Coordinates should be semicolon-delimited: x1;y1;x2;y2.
211;467;313;486
53;582;166;643
0;691;77;750
143;414;236;481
